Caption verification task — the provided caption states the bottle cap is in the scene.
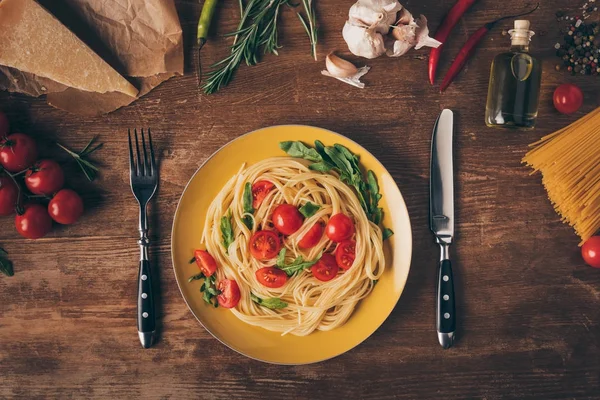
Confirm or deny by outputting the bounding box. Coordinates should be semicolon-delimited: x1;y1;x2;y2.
509;19;534;46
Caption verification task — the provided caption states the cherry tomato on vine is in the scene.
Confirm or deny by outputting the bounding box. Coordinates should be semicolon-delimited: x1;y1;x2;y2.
48;189;84;225
15;204;52;239
582;236;600;269
217;279;241;308
298;221;324;249
553;84;583;115
0;176;19;216
311;253;339;282
25;159;65;195
252;180;274;209
249;230;281;261
194;249;218;277
0;111;9;137
255;266;288;288
0;133;38;173
326;213;355;242
272;204;304;235
336;240;356;270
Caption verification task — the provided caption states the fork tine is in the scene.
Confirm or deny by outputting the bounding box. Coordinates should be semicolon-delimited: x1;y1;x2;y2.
134;128;143;176
128;128;136;176
148;128;156;176
141;128;149;176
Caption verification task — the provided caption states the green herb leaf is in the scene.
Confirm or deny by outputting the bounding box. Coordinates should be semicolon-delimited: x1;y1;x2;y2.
188;272;205;283
243;182;254;214
251;293;288;309
299;202;321;218
308;161;334;172
382;228;394;240
280;141;322;162
220;210;235;253
372;208;383;225
276;248;322;276
372;279;379;286
0;248;14;277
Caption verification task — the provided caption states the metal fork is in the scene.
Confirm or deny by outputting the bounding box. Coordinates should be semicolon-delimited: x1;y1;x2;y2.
128;128;158;349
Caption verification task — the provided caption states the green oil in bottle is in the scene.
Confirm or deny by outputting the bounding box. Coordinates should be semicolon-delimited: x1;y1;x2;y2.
485;20;542;129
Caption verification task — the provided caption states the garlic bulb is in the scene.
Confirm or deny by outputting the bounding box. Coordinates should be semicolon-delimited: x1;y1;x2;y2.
342;0;440;59
322;53;370;88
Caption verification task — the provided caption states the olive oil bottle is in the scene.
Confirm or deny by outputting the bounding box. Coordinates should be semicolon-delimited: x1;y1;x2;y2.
485;20;542;129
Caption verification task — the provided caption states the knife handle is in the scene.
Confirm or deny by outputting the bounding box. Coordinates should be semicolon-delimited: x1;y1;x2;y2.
436;259;456;349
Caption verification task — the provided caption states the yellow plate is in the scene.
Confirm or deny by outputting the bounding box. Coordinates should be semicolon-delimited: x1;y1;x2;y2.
171;125;412;364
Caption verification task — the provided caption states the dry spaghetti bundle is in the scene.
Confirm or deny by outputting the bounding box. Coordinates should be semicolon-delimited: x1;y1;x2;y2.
523;107;600;245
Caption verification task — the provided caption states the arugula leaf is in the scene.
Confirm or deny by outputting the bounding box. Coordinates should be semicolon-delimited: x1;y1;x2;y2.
299;202;321;218
0;248;13;277
188;272;205;283
382;228;394;240
220;210;234;253
250;293;288;309
241;182;254;230
372;208;383;225
280;141;322;163
276;248;322;276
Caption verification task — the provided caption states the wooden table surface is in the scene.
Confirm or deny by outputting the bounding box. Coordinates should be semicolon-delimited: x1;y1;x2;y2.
1;0;599;398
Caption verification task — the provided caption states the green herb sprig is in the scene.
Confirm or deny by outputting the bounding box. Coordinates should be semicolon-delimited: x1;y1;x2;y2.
250;293;288;309
242;182;254;230
297;0;318;60
188;272;220;307
276;248;322;276
0;248;14;277
220;210;235;253
57;136;103;182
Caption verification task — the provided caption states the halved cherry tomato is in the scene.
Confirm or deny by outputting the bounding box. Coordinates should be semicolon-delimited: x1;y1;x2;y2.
582;236;600;268
194;249;218;277
0;176;19;216
311;253;339;282
0;133;38;173
25;159;65;195
298;221;324;249
336;240;356;270
15;204;52;239
326;213;355;242
256;266;288;288
252;180;274;209
217;279;241;308
249;230;281;261
273;204;304;235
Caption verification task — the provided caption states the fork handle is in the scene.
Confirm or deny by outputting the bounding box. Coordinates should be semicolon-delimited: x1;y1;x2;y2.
137;259;155;348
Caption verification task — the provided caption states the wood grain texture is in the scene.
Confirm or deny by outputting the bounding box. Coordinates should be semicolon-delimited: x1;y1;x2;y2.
1;0;599;398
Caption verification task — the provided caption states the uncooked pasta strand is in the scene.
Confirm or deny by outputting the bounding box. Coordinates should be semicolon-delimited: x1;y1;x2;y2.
200;157;385;336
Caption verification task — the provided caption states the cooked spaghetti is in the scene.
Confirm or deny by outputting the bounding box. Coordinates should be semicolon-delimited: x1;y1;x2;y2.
200;157;385;336
523;107;600;245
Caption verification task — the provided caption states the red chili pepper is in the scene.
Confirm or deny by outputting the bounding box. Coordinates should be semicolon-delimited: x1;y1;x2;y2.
429;0;479;85
439;4;539;93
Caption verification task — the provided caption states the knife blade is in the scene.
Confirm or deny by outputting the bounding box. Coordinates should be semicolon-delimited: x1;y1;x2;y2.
429;109;456;349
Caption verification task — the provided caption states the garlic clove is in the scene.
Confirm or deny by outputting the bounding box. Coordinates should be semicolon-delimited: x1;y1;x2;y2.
325;52;359;78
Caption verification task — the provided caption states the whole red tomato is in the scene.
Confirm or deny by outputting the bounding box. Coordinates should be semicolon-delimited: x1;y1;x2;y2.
0;111;9;137
0;176;19;216
553;84;583;114
48;189;84;225
582;236;600;268
25;159;65;195
15;204;53;239
0;133;38;173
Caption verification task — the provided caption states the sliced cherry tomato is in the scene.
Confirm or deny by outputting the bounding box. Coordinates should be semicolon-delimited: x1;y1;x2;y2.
217;279;241;308
25;159;65;195
0;176;19;216
15;204;52;239
249;230;281;261
311;253;339;282
48;189;84;225
0;133;38;173
298;221;325;249
326;213;355;242
0;111;9;137
255;266;288;288
336;240;356;270
553;84;583;114
582;236;600;268
272;204;304;235
194;249;218;277
252;180;274;209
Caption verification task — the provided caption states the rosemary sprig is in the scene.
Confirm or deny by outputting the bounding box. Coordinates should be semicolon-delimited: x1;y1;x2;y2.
297;0;318;60
57;137;103;182
203;0;291;94
0;248;14;277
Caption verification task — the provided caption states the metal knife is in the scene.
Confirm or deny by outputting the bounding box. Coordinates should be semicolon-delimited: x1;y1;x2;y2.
429;109;456;349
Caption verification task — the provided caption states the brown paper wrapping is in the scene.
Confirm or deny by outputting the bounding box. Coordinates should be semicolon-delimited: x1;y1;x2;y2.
0;0;183;115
